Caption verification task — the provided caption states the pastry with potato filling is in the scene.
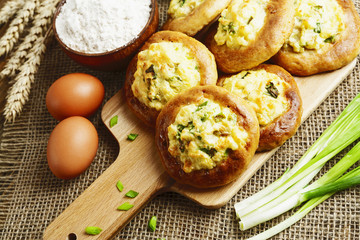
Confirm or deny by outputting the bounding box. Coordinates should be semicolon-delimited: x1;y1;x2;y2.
286;0;345;53
221;69;290;126
155;85;259;188
168;0;205;19
214;0;269;48
204;0;296;73
272;0;360;76
125;31;217;127
167;98;248;173
132;42;201;111
218;64;302;151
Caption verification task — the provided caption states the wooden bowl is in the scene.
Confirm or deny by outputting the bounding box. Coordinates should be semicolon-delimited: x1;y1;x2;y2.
52;0;159;71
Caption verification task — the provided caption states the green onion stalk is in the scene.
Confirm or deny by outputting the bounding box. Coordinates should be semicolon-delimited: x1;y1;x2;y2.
240;141;360;230
247;166;360;240
234;93;360;236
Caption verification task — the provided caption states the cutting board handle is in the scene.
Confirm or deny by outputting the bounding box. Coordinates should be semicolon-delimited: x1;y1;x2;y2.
43;92;173;240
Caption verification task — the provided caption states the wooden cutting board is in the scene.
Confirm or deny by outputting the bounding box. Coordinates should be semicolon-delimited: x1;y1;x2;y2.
43;59;356;240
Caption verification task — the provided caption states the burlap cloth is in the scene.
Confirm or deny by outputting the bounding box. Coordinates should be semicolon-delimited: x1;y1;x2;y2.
0;0;359;239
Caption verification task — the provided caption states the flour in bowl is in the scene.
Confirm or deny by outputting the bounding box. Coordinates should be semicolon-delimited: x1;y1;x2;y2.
55;0;151;54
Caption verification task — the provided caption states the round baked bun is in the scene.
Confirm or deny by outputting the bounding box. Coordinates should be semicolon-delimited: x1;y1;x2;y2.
124;31;217;127
272;0;360;76
204;0;296;73
162;0;231;36
218;64;302;152
156;85;260;188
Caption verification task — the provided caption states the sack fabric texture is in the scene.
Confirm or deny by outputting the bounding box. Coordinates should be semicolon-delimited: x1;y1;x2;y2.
0;0;359;239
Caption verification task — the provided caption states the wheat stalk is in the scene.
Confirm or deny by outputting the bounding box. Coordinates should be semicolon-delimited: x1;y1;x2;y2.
3;0;60;122
0;0;60;80
0;0;39;58
0;0;24;26
4;29;52;123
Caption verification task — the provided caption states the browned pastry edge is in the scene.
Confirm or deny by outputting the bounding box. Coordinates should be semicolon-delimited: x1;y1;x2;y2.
124;30;218;127
271;0;360;76
155;85;259;188
162;0;231;36
204;0;296;73
218;64;303;152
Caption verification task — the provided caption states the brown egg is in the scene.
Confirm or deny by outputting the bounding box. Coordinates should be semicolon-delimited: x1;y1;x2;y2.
46;73;105;121
47;116;98;179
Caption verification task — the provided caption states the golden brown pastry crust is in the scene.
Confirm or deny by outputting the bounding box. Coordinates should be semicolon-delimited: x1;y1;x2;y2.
162;0;231;37
124;31;217;127
272;0;360;76
218;64;303;151
156;85;259;188
204;0;296;73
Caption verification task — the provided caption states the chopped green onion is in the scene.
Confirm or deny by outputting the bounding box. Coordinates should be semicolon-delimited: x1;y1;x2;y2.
265;82;279;98
314;22;321;33
242;71;250;79
200;147;217;158
324;35;335;43
214;112;225;122
127;133;138;141
125;190;139;198
234;93;360;236
116;180;124;192
117;202;134;211
110;115;118;128
188;121;194;131
225;148;231;156
85;226;102;235
201;113;208;122
196;101;208;111
148;216;157;232
177;124;186;133
145;64;155;74
313;5;322;11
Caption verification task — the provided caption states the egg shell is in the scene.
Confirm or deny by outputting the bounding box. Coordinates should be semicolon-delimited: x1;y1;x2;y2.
47;116;98;179
46;73;105;121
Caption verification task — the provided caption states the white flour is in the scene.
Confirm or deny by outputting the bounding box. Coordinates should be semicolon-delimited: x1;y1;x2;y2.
55;0;151;54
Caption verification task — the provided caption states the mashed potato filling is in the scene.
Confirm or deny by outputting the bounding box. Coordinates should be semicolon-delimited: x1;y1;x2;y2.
167;98;248;173
286;0;345;53
168;0;205;19
222;69;290;126
132;42;201;111
214;0;269;48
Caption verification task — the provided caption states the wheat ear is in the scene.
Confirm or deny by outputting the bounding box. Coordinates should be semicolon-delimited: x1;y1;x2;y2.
0;0;39;58
0;0;24;26
0;0;60;80
4;29;52;123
